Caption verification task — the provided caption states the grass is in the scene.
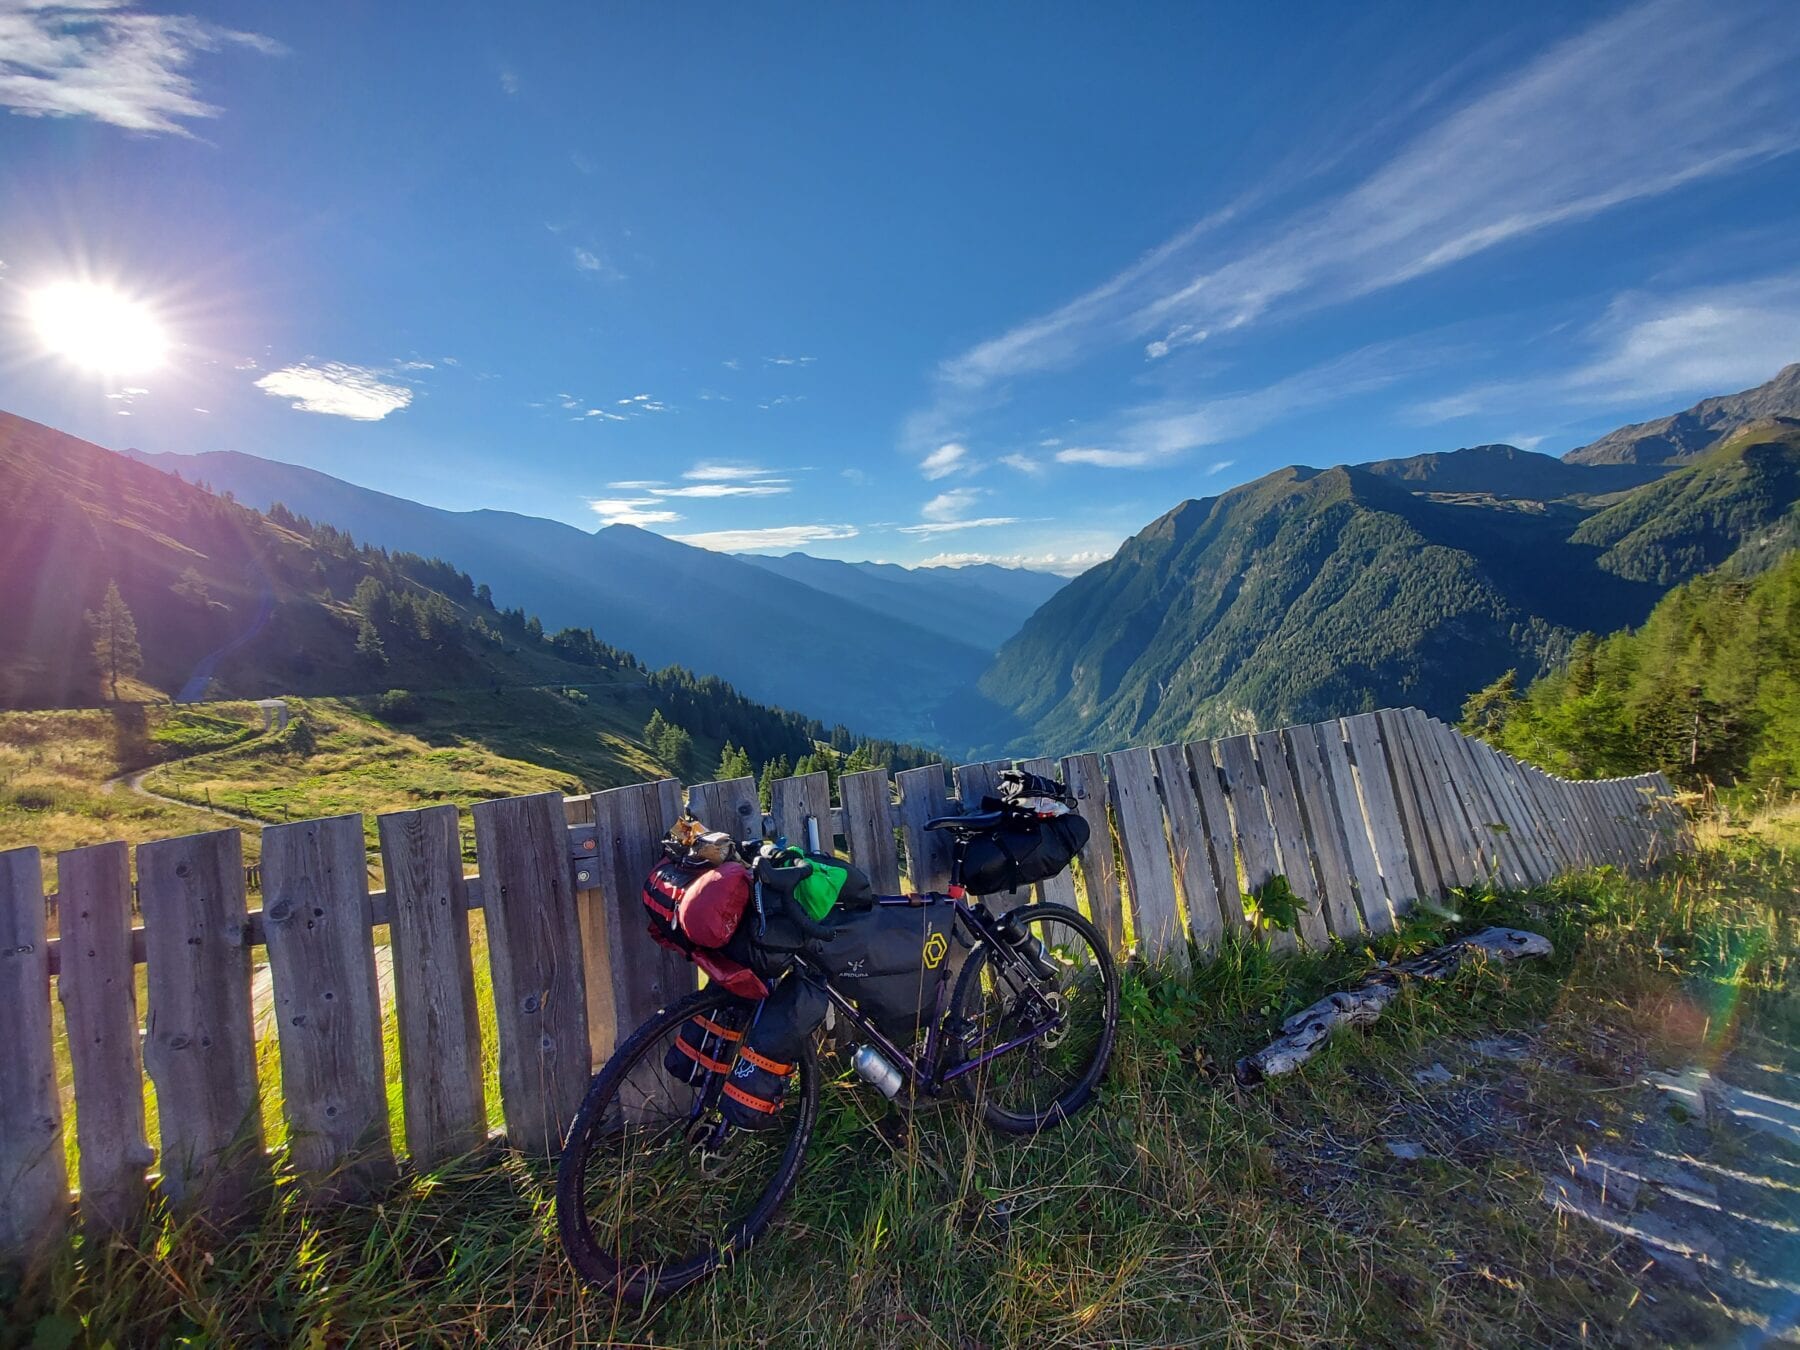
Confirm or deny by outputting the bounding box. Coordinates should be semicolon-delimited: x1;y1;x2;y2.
5;804;1796;1347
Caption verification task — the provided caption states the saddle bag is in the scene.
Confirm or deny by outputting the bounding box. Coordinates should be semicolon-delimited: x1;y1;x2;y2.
721;970;827;1130
960;813;1090;896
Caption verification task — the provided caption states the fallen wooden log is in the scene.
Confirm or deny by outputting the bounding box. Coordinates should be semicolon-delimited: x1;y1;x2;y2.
1235;926;1554;1085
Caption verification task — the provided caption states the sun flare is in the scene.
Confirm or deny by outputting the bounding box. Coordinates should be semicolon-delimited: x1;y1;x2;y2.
29;282;170;375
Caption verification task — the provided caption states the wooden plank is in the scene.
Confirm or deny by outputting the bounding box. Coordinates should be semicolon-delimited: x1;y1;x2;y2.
1018;757;1079;908
1281;727;1362;939
1312;722;1391;935
1485;743;1560;884
896;764;955;894
1433;723;1524;888
1561;775;1606;868
588;780;689;1067
1105;747;1189;973
1375;709;1448;900
1400;709;1480;889
1184;741;1248;933
839;769;901;896
378;805;487;1170
1149;743;1223;950
1528;765;1581;875
56;842;150;1231
1060;753;1124;952
261;814;393;1199
687;776;762;846
952;759;1010;809
1252;731;1333;949
1340;714;1418;921
771;771;832;852
138;829;266;1221
0;847;67;1258
472;792;592;1156
1215;734;1293;952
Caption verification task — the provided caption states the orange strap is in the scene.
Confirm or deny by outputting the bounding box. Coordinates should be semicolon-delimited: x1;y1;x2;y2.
738;1046;793;1075
722;1080;781;1114
676;1037;734;1075
696;1015;742;1042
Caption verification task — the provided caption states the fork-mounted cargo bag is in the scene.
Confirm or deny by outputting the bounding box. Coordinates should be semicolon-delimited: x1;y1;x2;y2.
721;971;827;1130
662;998;752;1086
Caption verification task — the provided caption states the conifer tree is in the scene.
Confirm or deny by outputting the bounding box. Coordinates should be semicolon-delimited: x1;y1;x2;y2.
86;580;142;700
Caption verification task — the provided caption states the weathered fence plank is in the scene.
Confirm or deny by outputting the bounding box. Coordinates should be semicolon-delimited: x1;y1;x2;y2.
896;764;954;893
1340;713;1418;919
771;770;832;852
1281;727;1362;938
1485;741;1558;884
1400;709;1480;889
686;775;761;844
1252;731;1333;949
1060;752;1124;950
1105;746;1189;973
1149;743;1224;950
0;847;67;1257
378;805;487;1170
473;792;591;1156
1312;722;1392;934
261;814;394;1199
1375;710;1448;899
1019;756;1080;908
1432;722;1520;887
952;759;1009;808
838;769;902;895
137;829;267;1221
1215;734;1293;952
1184;740;1248;934
588;780;688;1066
56;842;150;1230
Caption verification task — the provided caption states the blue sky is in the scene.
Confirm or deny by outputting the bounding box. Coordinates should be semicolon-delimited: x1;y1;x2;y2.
1;0;1798;573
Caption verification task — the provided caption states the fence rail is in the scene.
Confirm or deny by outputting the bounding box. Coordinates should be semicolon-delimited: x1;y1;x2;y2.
0;707;1685;1259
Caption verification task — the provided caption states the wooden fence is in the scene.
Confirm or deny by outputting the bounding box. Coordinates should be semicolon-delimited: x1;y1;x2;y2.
0;707;1686;1258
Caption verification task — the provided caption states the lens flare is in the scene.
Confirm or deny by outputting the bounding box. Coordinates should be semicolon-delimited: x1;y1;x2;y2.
28;282;170;375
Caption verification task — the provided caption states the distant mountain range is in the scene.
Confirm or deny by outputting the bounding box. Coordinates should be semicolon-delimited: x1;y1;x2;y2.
122;446;1062;745
979;367;1800;756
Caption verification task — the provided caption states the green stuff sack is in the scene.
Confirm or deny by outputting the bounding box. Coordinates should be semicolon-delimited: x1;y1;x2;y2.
773;848;874;921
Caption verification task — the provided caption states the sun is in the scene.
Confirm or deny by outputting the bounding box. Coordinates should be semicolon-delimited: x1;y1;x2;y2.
28;281;170;375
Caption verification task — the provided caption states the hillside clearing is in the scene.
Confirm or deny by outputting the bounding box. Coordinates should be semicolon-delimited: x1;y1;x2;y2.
6;806;1795;1347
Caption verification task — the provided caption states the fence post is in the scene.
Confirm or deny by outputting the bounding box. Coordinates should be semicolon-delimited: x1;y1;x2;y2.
1150;742;1225;951
262;815;395;1200
1215;734;1294;952
1252;731;1333;949
138;829;268;1222
1280;727;1363;938
1310;722;1392;934
587;779;690;1066
56;841;151;1231
1060;753;1124;950
0;847;67;1260
378;805;488;1170
1105;746;1189;973
896;764;954;893
1340;713;1418;921
472;792;591;1156
838;768;902;895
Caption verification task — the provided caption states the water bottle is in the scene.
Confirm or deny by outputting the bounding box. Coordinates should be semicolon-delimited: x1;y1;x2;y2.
997;914;1057;980
852;1044;904;1099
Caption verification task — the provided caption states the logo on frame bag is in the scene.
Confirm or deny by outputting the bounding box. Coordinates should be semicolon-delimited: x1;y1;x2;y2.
922;931;949;970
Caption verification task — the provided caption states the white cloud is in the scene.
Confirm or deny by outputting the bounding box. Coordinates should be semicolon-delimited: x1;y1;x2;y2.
254;362;413;421
1207;459;1236;476
672;523;859;553
573;247;620;279
499;66;519;96
920;487;983;522
684;462;779;481
650;482;789;499
897;516;1021;536
0;1;281;135
764;355;816;366
920;442;969;480
587;497;684;526
919;549;1112;577
608;479;663;490
918;0;1800;438
999;453;1046;476
1055;447;1154;469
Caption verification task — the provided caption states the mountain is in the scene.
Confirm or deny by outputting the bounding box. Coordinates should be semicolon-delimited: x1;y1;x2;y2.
1563;363;1800;466
0;411;930;782
124;446;989;745
734;552;1065;650
979;379;1800;757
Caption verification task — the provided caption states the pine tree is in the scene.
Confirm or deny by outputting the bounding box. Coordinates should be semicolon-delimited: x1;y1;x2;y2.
1460;669;1518;742
86;580;142;700
717;741;753;780
355;618;388;670
758;755;791;811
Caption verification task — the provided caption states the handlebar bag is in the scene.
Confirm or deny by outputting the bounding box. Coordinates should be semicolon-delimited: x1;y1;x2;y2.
818;901;962;1046
960;813;1091;897
769;848;874;921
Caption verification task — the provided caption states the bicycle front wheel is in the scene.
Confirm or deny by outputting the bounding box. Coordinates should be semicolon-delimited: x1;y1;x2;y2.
555;986;818;1304
949;902;1118;1134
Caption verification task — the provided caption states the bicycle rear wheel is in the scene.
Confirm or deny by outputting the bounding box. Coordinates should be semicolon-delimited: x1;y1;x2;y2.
555;986;818;1303
948;902;1118;1134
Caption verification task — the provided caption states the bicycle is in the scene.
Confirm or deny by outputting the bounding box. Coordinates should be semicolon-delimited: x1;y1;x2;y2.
554;808;1120;1302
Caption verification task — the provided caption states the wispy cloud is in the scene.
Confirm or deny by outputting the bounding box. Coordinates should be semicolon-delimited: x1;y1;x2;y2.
1055;447;1154;469
897;516;1020;536
499;65;519;96
764;355;816;367
650;481;789;499
587;498;683;526
685;462;779;481
919;549;1112;577
921;487;983;522
1409;271;1800;423
573;247;621;280
998;453;1046;476
254;362;413;421
916;0;1800;442
0;1;281;135
920;442;969;480
672;523;859;553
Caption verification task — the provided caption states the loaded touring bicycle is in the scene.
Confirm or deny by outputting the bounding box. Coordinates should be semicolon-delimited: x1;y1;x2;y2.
554;768;1120;1300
